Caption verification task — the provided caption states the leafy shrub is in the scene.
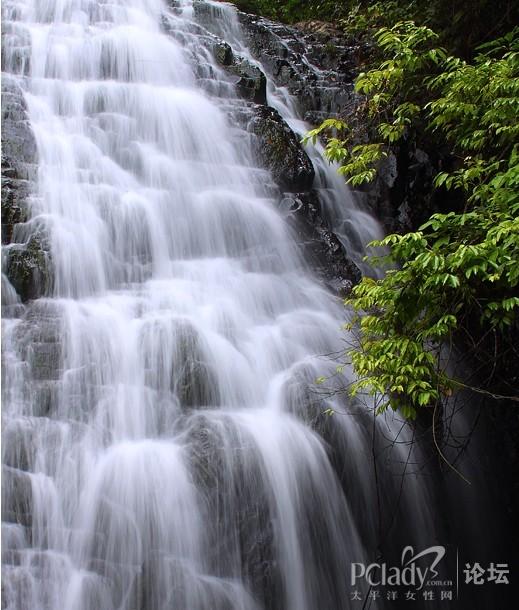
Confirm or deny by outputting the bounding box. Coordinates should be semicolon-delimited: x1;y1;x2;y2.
306;24;519;416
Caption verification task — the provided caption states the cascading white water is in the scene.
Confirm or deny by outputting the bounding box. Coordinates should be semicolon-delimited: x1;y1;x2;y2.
195;1;384;277
2;1;444;609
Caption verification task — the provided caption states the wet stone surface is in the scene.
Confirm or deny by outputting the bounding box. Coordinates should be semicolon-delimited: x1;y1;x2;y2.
2;76;51;304
248;105;315;192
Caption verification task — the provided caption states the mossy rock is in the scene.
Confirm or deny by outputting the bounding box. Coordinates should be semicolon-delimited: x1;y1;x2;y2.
5;236;51;302
215;49;267;104
249;106;315;191
213;41;234;66
229;58;267;104
1;168;30;245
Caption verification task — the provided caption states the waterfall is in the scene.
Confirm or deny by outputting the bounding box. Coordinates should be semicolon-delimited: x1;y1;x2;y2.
192;0;384;277
2;1;454;609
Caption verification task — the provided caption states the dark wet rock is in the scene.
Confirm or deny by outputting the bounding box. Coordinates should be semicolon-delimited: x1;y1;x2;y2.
213;40;234;66
1;163;30;245
1;78;35;249
1;77;37;167
192;0;212;21
237;14;444;236
212;40;267;104
173;321;221;408
283;191;361;292
1;75;50;305
237;12;359;121
2;423;32;472
379;151;398;190
1;466;32;527
166;0;182;13
398;147;437;229
248;105;314;192
356;143;440;234
142;318;220;408
5;236;51;303
195;2;357;116
229;57;267;104
235;9;442;237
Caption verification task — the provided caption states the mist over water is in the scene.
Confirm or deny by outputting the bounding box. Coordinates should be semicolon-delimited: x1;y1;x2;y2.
2;1;444;609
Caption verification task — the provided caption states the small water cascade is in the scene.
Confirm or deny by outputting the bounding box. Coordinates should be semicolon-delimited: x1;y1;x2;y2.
1;1;479;609
193;0;384;276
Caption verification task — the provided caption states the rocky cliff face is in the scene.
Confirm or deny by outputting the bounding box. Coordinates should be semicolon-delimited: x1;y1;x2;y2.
2;76;51;306
237;13;359;122
233;8;444;236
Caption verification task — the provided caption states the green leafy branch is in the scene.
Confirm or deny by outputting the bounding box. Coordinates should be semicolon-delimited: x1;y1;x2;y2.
308;23;519;417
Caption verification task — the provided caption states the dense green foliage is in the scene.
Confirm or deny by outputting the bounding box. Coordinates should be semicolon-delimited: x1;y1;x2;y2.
307;24;519;417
